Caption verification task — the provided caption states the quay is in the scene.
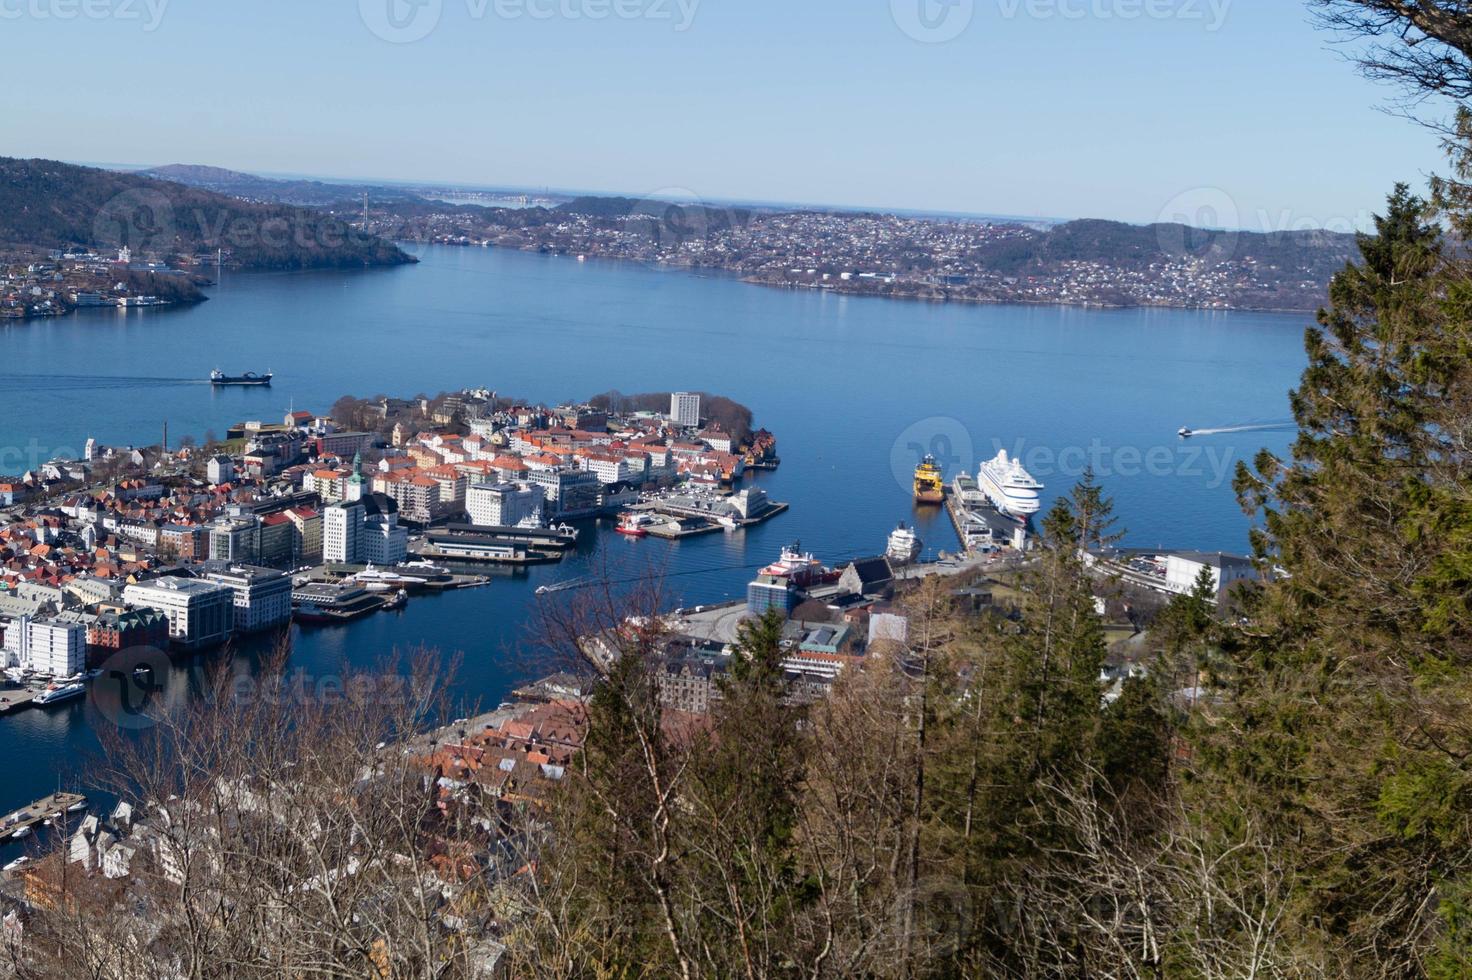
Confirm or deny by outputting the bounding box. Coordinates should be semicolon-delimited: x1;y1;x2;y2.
0;690;37;715
1;793;88;843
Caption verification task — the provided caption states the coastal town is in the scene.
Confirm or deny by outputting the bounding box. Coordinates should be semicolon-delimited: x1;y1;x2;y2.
0;388;790;707
356;198;1355;312
1;246;207;320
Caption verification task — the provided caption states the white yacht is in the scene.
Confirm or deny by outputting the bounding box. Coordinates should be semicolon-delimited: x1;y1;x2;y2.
976;449;1044;519
886;522;923;565
35;682;85;707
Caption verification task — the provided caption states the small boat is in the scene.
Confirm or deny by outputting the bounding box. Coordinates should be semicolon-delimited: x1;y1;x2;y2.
383;590;408;611
10;826;31;840
210;369;273;387
66;801;88;813
3;857;30;873
1178;427;1193;438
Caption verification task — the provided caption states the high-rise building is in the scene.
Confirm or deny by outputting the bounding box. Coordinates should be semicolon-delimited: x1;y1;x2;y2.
324;501;365;564
670;392;701;428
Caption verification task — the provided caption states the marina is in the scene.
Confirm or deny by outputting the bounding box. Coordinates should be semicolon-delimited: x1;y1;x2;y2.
0;793;88;844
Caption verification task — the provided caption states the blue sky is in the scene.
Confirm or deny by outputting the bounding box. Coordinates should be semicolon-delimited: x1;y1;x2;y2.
1;0;1447;226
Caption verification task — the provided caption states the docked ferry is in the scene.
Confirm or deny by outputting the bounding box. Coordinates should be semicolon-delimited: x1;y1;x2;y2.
976;449;1043;519
886;522;923;565
210;369;273;386
35;682;85;707
761;543;841;588
913;454;945;504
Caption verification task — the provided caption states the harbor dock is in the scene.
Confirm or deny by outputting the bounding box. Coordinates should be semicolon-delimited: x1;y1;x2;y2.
0;690;37;715
1;793;88;843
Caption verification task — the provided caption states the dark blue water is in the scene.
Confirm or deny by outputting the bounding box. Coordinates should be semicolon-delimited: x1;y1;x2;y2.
0;244;1310;821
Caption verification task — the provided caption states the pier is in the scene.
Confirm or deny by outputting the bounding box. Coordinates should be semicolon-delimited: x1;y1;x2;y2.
1;793;88;843
0;689;37;715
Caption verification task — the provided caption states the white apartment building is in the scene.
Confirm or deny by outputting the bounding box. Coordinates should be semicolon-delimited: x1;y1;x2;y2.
204;566;293;634
122;578;234;650
467;483;545;528
324;501;365;564
670;392;701;428
19;619;87;677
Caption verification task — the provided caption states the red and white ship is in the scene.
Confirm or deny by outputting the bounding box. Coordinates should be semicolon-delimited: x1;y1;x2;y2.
616;512;655;537
761;543;840;588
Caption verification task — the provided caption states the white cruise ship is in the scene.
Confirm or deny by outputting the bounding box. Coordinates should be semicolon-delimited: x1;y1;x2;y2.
976;450;1043;519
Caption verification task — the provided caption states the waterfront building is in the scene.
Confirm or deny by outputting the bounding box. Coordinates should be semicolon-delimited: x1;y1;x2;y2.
528;468;602;519
747;573;799;617
204;565;293;634
361;493;409;565
20;618;87;676
670;392;701;428
324;501;365;564
122;578;234;650
467;482;544;528
87;607;170;657
1164;552;1256;597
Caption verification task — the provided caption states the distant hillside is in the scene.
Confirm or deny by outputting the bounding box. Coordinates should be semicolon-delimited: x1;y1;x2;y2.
138;164;424;208
0;158;415;270
974;217;1358;278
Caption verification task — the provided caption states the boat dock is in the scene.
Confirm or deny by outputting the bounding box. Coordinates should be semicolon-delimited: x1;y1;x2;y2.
1;792;87;843
0;689;37;715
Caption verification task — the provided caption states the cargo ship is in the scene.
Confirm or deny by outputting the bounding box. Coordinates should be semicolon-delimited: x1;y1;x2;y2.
210;369;273;386
913;454;945;504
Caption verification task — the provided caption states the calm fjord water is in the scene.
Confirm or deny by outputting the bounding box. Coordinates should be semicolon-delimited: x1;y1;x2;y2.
0;244;1308;816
